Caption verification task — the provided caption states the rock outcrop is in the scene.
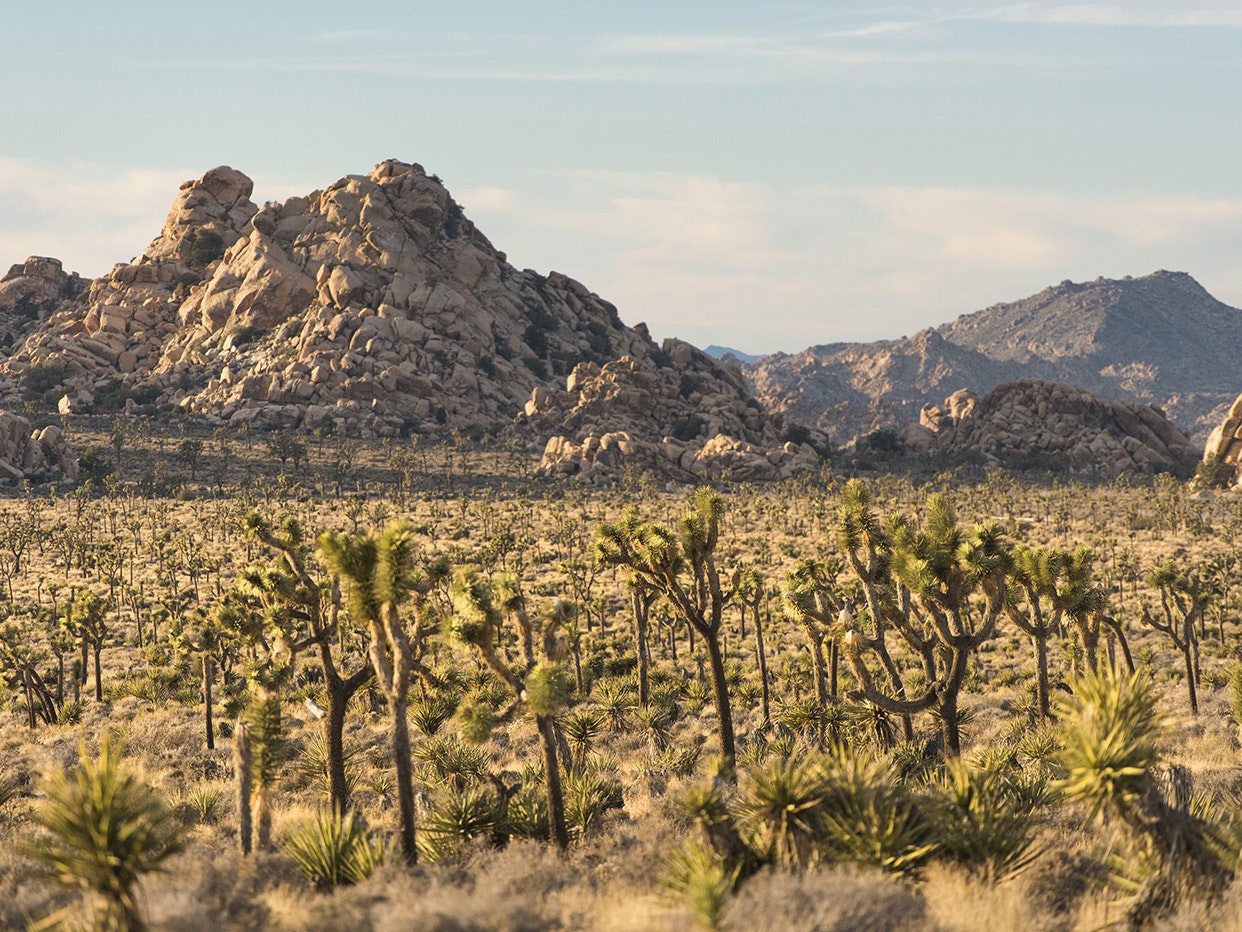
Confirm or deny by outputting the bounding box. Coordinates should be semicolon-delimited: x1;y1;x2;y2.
0;257;85;350
0;161;746;441
0;160;813;478
0;412;77;483
746;272;1242;443
909;380;1198;478
537;431;819;485
1202;393;1242;486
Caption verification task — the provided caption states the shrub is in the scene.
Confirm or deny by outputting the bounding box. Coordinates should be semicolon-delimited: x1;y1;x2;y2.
186;228;225;268
283;807;387;889
24;733;184;930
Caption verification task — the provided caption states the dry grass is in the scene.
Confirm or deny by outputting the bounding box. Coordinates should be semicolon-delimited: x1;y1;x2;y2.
1;422;1242;927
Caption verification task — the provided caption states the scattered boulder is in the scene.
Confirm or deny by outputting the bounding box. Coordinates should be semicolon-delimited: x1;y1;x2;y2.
0;411;77;483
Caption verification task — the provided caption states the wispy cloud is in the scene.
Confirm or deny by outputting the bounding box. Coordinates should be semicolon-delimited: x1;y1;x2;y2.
941;2;1242;27
461;171;1242;351
0;160;193;276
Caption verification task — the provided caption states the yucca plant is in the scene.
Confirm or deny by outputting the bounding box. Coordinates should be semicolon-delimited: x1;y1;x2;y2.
418;784;503;861
409;693;457;738
1056;668;1233;924
592;679;635;732
563;769;623;837
282;806;387;889
634;702;676;751
24;733;184;932
176;785;223;824
661;838;740;930
816;744;935;875
507;782;549;840
735;756;828;868
562;708;606;772
414;734;492;789
925;757;1041;882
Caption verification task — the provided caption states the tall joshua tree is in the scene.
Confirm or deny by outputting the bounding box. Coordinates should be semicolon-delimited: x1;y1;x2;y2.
1141;558;1207;715
596;488;739;771
782;558;844;706
1005;545;1068;722
836;480;1011;756
243;512;374;813
450;568;573;850
317;522;448;863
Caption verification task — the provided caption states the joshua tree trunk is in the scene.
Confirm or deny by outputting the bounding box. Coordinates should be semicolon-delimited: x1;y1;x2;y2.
1034;634;1051;721
234;722;253;856
537;715;570;850
203;654;214;751
93;640;102;702
754;607;771;726
704;634;736;767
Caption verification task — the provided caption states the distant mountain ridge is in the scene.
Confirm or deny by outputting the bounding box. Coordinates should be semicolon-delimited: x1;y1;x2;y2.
703;344;763;365
744;271;1240;443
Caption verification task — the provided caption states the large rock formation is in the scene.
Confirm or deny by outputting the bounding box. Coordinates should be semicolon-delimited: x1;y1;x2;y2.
0;160;777;446
0;257;86;351
746;272;1242;443
907;380;1198;478
0;161;813;481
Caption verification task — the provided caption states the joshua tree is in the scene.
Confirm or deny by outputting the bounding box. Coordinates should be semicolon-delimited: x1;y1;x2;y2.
65;590;108;702
596;488;740;771
835;481;1011;756
626;574;658;707
735;569;771;726
449;568;573;850
317;522;448;863
169;599;239;751
1057;669;1233;925
781;558;844;706
24;733;184;931
243;512;375;813
1141;558;1207;715
1005;544;1069;721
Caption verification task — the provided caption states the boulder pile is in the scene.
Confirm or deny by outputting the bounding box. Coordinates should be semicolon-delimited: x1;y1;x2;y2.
905;380;1198;477
0;412;77;483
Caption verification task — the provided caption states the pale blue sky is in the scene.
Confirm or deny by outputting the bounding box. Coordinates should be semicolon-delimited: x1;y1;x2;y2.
3;2;1241;353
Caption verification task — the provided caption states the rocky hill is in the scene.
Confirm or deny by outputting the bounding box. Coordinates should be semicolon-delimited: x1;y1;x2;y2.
0;161;779;461
905;380;1199;478
745;271;1242;444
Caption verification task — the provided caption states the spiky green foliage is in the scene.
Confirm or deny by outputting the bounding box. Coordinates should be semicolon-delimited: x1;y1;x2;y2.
418;784;503;861
926;757;1042;881
1056;669;1160;822
735;757;829;868
524;662;573;717
24;733;184;932
455;696;496;744
1229;663;1242;727
507;782;550;840
246;695;286;789
816;745;935;875
282;807;387;889
409;693;457;737
563;769;623;836
662;839;740;930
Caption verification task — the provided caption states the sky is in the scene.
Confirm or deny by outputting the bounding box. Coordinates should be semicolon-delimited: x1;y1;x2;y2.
3;1;1242;354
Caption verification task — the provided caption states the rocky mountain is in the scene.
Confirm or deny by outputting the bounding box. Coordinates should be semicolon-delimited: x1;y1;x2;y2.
904;380;1199;478
745;271;1242;444
0;161;778;460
